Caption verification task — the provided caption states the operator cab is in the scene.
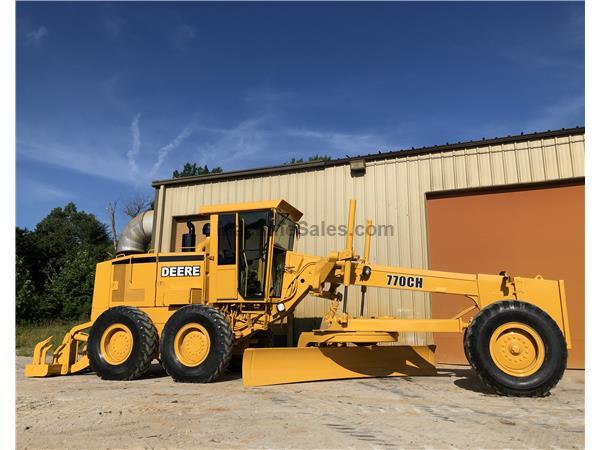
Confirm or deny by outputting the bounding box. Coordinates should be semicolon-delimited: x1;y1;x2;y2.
198;200;302;302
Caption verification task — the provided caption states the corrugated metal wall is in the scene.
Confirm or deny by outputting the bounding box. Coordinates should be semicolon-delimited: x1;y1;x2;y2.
153;133;585;345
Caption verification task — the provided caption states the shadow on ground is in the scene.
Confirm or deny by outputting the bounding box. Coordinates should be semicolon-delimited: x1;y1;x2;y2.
437;366;494;394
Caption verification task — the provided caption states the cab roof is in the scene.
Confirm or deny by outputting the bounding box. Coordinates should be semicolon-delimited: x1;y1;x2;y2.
198;199;303;221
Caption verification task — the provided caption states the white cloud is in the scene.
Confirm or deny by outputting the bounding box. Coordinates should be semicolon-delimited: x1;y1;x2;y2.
192;113;388;170
149;122;195;177
279;128;383;154
17;115;200;186
17;130;131;184
24;26;48;46
19;177;73;202
195;117;270;168
127;114;141;176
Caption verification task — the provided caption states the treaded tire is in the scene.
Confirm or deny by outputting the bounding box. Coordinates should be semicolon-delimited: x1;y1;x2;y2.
463;329;472;367
465;300;567;397
160;305;233;383
88;306;158;381
229;329;274;372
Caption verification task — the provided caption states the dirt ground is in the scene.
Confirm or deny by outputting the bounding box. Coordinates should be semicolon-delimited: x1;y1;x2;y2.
16;356;584;449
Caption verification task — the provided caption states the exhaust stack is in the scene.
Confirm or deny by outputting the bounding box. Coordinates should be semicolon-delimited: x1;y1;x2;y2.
116;210;154;254
181;220;196;252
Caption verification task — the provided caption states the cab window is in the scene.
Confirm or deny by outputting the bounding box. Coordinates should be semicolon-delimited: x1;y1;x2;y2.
218;214;236;265
270;213;296;297
238;211;270;298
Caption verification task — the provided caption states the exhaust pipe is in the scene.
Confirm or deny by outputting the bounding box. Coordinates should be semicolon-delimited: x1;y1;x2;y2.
116;210;154;255
181;220;196;252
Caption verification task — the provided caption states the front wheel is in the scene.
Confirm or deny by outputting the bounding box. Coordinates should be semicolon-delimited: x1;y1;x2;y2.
160;305;233;383
465;300;567;397
88;306;158;380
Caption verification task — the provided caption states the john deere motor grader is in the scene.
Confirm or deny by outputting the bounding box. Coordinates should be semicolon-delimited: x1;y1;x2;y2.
26;199;571;396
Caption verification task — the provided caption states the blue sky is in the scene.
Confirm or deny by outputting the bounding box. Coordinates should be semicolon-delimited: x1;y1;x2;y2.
16;1;584;231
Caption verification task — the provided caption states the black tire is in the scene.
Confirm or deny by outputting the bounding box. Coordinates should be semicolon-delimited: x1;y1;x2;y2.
228;329;274;372
465;300;567;397
160;305;233;383
88;306;158;381
463;329;473;367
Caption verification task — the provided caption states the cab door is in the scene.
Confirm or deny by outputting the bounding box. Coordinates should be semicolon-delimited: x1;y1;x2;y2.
209;213;238;300
237;211;271;300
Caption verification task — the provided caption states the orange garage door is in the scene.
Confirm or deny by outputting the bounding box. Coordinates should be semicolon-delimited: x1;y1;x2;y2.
426;179;584;369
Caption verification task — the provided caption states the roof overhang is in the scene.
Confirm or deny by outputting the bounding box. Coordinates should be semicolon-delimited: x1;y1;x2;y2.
152;127;584;188
198;199;303;221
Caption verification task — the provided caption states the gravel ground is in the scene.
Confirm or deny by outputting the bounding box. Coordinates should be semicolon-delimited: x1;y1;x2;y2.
16;356;584;449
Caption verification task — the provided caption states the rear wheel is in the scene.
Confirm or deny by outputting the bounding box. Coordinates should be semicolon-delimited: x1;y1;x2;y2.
88;306;158;380
160;305;233;383
465;300;567;397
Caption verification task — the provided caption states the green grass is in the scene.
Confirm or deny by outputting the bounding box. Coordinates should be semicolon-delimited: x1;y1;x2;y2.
16;322;76;356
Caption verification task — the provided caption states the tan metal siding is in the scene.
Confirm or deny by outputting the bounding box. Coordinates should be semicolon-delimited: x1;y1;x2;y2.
154;133;585;346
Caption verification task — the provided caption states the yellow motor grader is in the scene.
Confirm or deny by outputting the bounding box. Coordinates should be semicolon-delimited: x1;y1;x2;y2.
26;199;571;396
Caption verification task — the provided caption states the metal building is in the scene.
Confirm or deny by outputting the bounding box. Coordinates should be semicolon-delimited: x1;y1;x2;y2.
150;127;585;368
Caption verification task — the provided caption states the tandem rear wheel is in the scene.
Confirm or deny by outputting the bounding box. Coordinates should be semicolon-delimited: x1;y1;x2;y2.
160;305;234;383
465;300;567;397
88;306;159;381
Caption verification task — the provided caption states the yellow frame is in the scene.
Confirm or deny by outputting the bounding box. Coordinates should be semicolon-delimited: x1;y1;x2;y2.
25;198;572;379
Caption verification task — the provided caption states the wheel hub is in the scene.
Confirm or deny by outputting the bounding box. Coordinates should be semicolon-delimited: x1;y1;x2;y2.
174;323;211;367
489;322;545;377
100;324;133;365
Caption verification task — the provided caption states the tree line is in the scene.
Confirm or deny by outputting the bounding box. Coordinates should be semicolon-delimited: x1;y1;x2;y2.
16;203;113;324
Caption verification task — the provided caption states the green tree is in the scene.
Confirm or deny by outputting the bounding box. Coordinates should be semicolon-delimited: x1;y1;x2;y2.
16;256;38;322
16;227;43;293
284;155;331;165
33;203;111;275
173;162;223;178
44;249;97;321
285;157;304;165
15;203;112;323
308;154;331;162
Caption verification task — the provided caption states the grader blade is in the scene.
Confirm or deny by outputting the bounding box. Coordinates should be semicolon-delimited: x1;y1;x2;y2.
242;345;436;387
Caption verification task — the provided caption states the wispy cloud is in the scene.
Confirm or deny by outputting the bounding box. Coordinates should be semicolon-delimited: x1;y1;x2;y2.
523;96;584;133
23;26;48;46
127;114;141;176
280;128;384;154
19;177;74;202
193;113;389;170
149;121;196;177
17;122;132;184
17;114;200;186
195;116;271;167
18;138;131;183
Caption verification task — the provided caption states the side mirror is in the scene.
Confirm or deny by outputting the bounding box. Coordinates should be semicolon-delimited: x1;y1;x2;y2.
202;223;210;236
